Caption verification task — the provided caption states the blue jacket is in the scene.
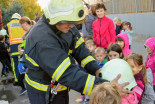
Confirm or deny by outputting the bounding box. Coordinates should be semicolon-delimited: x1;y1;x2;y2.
121;29;134;45
97;58;108;68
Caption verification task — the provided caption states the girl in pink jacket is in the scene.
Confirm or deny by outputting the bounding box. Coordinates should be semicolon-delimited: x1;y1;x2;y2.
116;33;133;56
93;3;116;49
144;37;155;86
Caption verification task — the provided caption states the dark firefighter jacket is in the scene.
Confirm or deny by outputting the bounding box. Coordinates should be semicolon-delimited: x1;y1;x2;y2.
24;15;107;95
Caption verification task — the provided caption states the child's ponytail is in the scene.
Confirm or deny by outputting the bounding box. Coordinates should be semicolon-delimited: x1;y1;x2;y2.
141;65;149;85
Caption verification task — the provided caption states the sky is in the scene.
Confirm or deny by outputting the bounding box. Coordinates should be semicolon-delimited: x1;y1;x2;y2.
37;0;89;10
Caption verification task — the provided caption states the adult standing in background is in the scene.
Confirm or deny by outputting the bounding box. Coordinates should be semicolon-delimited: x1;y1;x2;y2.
34;13;40;23
93;3;116;49
82;0;96;37
6;13;24;85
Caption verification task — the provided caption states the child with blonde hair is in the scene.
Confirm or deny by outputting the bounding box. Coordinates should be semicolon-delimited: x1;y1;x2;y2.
124;53;149;104
85;39;96;56
89;82;121;104
114;17;122;35
94;47;107;68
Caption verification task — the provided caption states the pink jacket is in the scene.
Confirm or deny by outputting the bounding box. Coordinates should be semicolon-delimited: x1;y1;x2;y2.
117;33;133;56
93;15;116;49
144;37;155;85
122;92;138;104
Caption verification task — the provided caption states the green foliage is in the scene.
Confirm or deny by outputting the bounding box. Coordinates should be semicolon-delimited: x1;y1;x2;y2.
1;0;25;26
17;0;43;20
0;0;43;25
0;0;13;9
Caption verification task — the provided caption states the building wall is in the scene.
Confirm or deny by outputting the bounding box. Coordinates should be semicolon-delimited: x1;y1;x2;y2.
106;13;155;36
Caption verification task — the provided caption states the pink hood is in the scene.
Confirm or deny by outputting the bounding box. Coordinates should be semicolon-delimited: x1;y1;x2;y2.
117;33;133;56
144;37;155;73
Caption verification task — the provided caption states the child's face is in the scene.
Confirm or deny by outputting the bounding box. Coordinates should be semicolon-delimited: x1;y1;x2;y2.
96;8;105;18
126;59;142;75
95;52;106;63
114;20;117;25
123;25;128;30
145;46;153;55
108;51;121;60
116;41;124;49
86;44;96;53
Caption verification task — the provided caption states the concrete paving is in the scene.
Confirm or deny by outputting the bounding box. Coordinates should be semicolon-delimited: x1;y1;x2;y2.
0;34;152;104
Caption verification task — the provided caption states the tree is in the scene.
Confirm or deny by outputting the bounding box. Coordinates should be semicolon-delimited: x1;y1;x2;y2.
0;0;13;9
1;0;25;26
17;0;43;20
0;0;43;21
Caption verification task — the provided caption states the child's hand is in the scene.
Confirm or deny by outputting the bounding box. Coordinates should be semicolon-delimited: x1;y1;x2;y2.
7;48;10;52
111;74;133;97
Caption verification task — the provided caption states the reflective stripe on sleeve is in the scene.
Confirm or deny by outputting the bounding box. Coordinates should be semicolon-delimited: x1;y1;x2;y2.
25;54;39;67
52;57;71;81
81;56;95;68
25;74;48;91
83;74;95;95
11;52;19;56
75;37;84;49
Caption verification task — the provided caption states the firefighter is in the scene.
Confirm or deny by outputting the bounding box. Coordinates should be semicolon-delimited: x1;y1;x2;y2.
6;13;24;85
24;0;131;104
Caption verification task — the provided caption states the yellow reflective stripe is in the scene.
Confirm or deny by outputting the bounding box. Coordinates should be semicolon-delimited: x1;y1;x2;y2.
53;85;68;92
25;54;39;67
11;58;18;82
68;49;73;55
81;56;95;68
83;74;95;95
75;37;84;49
25;74;48;91
52;57;71;81
11;52;19;56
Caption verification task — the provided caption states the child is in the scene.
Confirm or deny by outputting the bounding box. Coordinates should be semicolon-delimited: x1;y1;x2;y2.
89;82;121;104
144;37;155;88
107;43;124;61
0;34;11;77
0;25;9;47
141;68;155;104
0;26;7;36
116;33;133;56
114;17;122;36
121;21;134;49
85;39;96;57
94;47;107;68
124;53;149;104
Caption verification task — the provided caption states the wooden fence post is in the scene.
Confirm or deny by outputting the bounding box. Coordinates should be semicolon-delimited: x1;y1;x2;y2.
135;0;138;13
